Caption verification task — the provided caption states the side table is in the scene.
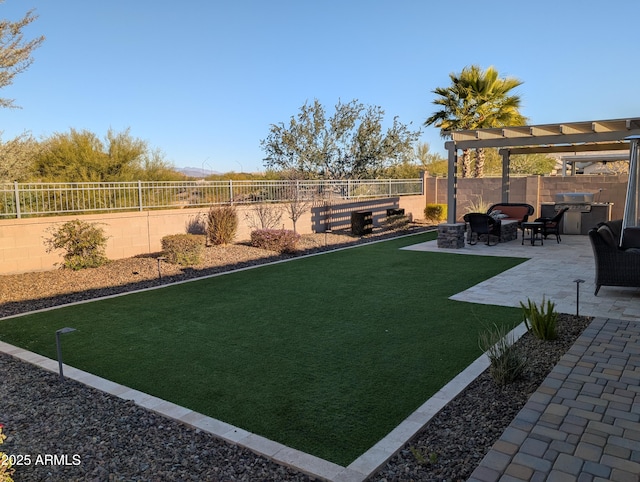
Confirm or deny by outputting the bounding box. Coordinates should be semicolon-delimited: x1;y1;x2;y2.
521;222;544;246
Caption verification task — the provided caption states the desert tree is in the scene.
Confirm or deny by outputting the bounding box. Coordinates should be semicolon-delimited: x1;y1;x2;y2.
31;127;181;182
0;131;41;181
261;99;421;179
0;2;45;181
0;2;45;109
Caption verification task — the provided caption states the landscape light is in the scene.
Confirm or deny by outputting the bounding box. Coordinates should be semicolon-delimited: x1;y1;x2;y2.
157;256;167;279
56;327;77;382
574;279;585;317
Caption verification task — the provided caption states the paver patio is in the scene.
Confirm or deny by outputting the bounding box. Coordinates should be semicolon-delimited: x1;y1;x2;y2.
405;234;640;481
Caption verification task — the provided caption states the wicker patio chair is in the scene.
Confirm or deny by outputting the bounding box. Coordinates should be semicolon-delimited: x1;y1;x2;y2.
534;207;569;243
463;213;501;246
588;220;640;295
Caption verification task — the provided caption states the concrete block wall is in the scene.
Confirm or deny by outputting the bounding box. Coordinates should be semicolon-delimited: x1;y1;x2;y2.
424;174;628;221
0;195;425;275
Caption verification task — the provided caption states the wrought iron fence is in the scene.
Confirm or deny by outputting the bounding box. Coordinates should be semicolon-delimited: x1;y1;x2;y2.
0;179;423;218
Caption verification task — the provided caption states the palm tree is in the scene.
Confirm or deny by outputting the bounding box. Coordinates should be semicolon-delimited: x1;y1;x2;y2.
425;78;475;177
461;66;527;177
425;65;527;177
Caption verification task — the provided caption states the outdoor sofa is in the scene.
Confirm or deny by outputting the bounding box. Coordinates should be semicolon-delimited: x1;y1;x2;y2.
487;203;534;225
588;219;640;295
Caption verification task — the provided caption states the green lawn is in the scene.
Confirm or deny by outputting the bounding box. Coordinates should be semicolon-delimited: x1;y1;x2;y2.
0;232;527;466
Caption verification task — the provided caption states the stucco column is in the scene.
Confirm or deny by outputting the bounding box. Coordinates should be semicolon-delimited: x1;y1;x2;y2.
501;149;510;203
445;141;457;223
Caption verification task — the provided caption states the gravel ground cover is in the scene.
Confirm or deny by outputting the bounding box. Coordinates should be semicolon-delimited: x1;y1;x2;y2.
0;226;591;481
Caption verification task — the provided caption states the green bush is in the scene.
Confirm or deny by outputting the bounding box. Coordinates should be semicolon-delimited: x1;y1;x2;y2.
45;219;109;270
251;229;300;253
478;323;527;385
207;205;238;245
424;203;447;222
520;297;558;340
161;234;205;266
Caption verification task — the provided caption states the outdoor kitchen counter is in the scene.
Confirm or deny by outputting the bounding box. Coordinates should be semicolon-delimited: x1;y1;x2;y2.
541;201;613;235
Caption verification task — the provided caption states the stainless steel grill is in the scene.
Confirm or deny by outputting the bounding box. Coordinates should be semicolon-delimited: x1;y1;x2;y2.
553;192;610;235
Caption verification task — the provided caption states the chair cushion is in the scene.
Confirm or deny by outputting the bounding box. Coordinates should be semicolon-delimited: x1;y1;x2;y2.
597;224;618;248
495;206;528;221
606;219;623;240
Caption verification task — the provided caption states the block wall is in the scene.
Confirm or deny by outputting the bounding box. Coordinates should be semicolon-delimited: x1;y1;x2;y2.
0;195;425;274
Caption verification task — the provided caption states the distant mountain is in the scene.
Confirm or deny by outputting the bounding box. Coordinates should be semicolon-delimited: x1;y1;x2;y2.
176;167;222;177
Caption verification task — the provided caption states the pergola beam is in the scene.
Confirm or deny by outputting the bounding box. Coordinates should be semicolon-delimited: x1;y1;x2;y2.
500;141;630;156
446;130;640;151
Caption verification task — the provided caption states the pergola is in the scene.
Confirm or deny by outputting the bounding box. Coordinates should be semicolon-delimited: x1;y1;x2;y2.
444;117;640;223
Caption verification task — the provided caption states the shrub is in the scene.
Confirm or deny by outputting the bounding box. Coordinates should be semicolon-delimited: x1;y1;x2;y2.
465;195;491;214
161;234;205;266
478;323;527;385
251;229;300;253
45;219;109;270
207;205;238;245
424;203;447;222
520;297;558;340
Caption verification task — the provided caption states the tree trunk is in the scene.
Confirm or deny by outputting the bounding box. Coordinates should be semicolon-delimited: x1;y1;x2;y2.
474;148;485;178
461;149;471;178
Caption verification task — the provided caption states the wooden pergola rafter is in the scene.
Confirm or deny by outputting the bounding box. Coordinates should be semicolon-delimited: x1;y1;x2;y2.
443;117;640;223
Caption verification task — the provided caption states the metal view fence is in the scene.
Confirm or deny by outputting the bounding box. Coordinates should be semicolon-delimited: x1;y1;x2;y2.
0;179;423;218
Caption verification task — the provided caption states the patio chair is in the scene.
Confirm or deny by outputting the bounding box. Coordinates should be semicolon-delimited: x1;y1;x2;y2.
463;213;501;246
588;220;640;295
534;207;569;243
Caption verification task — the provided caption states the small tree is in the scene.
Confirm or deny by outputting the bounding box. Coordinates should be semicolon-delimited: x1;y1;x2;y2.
285;198;311;234
284;182;312;233
45;219;109;270
244;204;282;230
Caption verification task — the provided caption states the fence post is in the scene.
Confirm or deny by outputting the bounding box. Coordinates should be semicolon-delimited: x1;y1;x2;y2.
14;181;21;218
229;179;233;204
138;180;143;211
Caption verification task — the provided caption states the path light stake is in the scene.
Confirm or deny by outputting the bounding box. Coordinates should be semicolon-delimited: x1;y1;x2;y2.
574;279;585;316
157;256;166;280
56;327;77;382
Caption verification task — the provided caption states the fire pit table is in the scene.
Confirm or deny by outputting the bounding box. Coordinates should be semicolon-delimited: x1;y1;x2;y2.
521;221;544;246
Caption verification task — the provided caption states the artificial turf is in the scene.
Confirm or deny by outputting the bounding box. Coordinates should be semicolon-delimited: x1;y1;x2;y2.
0;232;527;465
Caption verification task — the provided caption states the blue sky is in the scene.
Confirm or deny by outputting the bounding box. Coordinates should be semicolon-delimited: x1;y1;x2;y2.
1;0;639;173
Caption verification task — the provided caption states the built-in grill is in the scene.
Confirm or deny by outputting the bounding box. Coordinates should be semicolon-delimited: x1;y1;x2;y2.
549;192;612;235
